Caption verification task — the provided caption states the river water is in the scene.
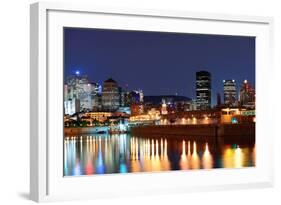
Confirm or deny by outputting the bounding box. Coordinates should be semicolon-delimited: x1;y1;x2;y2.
64;133;255;176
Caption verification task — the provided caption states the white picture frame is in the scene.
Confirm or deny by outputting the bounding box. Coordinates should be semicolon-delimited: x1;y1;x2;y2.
30;2;274;202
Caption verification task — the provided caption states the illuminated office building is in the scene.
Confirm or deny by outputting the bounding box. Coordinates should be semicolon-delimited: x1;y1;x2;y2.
223;79;237;107
101;78;120;111
64;72;101;112
196;71;211;110
64;98;80;115
239;80;255;109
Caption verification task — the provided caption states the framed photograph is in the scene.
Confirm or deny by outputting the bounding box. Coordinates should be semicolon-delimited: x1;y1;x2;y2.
30;2;274;202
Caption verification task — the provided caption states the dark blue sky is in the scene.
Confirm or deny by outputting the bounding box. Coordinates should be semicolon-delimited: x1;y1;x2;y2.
64;28;255;105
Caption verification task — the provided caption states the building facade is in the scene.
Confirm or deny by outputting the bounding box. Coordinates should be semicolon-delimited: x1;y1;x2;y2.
64;98;80;115
239;80;255;109
101;78;120;111
130;103;144;116
64;74;101;112
122;90;144;107
161;99;168;115
196;71;211;110
223;79;237;107
92;94;102;111
83;112;112;122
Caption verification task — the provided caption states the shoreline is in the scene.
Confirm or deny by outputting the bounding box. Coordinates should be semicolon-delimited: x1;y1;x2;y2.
64;123;255;138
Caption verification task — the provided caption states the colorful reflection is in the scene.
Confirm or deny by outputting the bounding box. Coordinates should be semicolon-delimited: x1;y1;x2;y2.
63;134;255;176
202;143;213;169
222;145;254;168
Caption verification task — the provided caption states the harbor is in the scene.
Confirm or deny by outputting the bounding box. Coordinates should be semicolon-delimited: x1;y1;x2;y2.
65;123;255;137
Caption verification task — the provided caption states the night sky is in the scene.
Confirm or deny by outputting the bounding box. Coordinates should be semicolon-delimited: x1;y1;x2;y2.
64;28;255;106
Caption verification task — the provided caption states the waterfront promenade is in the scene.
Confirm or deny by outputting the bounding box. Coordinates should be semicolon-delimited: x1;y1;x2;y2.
131;124;255;137
64;123;255;137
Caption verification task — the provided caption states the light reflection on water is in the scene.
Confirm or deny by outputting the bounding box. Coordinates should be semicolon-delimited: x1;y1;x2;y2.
64;134;255;176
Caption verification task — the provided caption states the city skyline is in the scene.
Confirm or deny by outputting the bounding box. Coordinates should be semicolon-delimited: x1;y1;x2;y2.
64;27;255;106
63;28;256;177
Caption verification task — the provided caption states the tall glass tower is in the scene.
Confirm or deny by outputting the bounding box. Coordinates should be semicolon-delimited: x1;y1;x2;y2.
196;71;211;110
102;78;120;111
223;79;237;107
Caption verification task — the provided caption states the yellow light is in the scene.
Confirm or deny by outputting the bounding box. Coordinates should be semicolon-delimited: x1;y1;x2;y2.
192;141;197;154
181;117;186;124
135;139;139;160
223;147;234;168
164;139;168;156
151;139;154;158
160;139;164;157
191;141;200;169
180;140;189;170
192;117;197;124
202;143;213;169
181;140;186;157
155;140;159;159
234;146;244;168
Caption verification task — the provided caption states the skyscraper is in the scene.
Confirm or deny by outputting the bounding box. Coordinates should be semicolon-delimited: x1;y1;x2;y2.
64;73;100;112
65;74;88;100
196;71;211;110
102;78;120;111
64;99;80;115
239;80;255;109
223;79;237;107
